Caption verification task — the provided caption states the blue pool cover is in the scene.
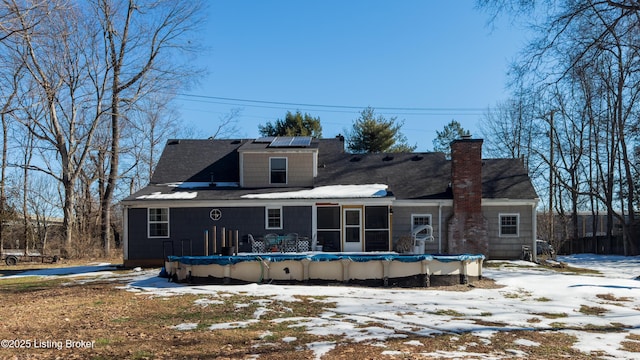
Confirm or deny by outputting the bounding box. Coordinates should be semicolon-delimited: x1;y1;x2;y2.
167;253;485;266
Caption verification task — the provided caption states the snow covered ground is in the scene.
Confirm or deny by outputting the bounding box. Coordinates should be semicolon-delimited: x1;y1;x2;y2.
3;254;640;359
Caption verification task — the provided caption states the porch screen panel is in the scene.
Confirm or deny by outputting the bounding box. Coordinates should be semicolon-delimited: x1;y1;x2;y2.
317;206;340;252
364;231;389;251
364;206;389;251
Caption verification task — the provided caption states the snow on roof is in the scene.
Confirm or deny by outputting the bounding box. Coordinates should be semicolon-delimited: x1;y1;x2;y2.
136;191;197;200
164;182;239;188
241;184;388;199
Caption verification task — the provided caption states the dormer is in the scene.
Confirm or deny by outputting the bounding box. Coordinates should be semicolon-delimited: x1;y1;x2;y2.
238;136;319;188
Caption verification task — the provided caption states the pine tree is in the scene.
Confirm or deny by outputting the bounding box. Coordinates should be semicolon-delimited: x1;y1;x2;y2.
259;111;322;137
432;120;469;158
346;107;416;153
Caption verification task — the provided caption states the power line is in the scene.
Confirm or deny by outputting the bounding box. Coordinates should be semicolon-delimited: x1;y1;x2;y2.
176;93;489;113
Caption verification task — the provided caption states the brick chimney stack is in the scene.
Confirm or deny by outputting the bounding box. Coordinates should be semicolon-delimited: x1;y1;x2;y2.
447;136;489;255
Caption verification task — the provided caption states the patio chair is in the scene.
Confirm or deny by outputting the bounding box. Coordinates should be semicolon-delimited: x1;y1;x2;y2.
283;233;298;252
264;233;280;252
248;234;265;253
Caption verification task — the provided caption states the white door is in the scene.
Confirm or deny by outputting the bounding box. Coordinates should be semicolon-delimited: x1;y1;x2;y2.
343;208;362;252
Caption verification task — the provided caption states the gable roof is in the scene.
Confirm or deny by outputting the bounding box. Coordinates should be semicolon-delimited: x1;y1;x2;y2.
125;137;538;202
482;158;538;199
150;139;244;184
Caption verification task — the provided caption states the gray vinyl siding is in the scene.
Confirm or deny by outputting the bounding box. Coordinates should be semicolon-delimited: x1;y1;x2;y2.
391;205;453;253
483;205;535;259
242;152;314;187
127;205;312;260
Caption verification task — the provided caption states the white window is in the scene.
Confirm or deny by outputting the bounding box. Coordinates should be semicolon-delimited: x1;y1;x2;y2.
411;214;433;241
499;213;519;237
270;157;287;184
148;208;169;238
266;206;282;229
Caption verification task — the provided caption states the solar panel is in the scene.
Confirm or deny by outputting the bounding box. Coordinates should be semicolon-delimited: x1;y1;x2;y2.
268;136;312;147
255;136;275;143
269;136;294;147
290;136;312;147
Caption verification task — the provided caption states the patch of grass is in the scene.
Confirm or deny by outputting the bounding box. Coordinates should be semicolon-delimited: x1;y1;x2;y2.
527;317;542;323
95;338;111;346
552;265;601;275
550;321;567;329
378;331;587;359
620;340;640;353
479;311;492;317
0;276;67;293
579;324;626;332
534;297;551;302
483;261;531;268
502;289;532;299
132;350;155;359
596;293;631;302
194;321;225;331
486;259;602;276
471;318;508;327
532;312;568;319
579;304;608;316
431;309;464;317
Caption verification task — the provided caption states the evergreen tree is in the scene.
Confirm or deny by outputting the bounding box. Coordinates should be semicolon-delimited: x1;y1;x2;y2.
259;111;322;137
432;120;469;158
346;107;416;153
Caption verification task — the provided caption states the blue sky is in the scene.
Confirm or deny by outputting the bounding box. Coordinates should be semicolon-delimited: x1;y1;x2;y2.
176;1;529;151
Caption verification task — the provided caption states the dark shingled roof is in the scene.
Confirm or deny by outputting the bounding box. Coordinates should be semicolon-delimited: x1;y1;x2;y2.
314;151;451;199
150;139;245;184
126;137;538;201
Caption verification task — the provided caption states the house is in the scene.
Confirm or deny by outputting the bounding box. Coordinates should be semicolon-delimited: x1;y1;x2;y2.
122;135;539;267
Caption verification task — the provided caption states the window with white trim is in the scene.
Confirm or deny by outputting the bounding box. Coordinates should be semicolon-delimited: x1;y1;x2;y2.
411;214;433;241
499;213;519;237
148;208;169;238
266;206;282;229
270;157;287;184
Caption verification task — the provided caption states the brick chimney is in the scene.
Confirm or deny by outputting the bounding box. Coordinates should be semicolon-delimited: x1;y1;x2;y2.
447;136;489;255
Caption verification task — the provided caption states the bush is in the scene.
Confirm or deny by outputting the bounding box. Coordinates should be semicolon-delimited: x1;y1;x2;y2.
395;235;413;253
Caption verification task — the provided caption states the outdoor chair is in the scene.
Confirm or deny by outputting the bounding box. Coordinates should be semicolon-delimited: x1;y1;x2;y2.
264;233;280;252
283;233;298;252
248;234;264;253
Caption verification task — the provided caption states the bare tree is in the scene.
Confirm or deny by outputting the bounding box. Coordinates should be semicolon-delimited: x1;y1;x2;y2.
121;95;180;194
481;95;537;167
93;0;205;255
478;0;640;255
0;57;24;253
4;1;104;253
211;108;243;140
0;0;205;257
26;172;60;253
